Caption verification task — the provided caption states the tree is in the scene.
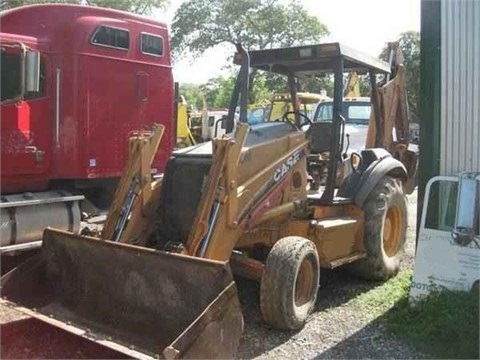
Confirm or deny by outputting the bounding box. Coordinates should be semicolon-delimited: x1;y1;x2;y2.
300;76;334;97
171;0;328;58
171;0;329;100
202;76;236;109
380;31;421;122
179;83;205;110
0;0;167;15
89;0;167;14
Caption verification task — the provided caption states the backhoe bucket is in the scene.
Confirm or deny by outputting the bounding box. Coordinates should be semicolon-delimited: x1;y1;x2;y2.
0;228;243;359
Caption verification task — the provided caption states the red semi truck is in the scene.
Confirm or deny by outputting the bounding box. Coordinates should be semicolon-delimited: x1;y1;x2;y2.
0;4;174;253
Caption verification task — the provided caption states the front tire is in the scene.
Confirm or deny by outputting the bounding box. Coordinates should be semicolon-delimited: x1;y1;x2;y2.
260;237;320;330
348;176;407;280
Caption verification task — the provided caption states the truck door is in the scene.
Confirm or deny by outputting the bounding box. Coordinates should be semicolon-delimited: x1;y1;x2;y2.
1;44;51;192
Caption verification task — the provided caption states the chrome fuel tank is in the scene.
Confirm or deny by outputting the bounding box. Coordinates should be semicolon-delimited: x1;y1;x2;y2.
0;190;83;253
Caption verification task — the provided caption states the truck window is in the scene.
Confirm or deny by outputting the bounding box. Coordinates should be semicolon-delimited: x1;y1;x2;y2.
1;50;46;102
314;103;333;122
314;102;371;124
91;26;129;50
1;51;20;101
208;116;215;127
302;104;316;119
189;116;201;127
347;104;371;125
424;180;458;231
140;33;163;56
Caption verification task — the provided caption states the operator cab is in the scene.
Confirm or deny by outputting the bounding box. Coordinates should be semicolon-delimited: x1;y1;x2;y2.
230;42;391;204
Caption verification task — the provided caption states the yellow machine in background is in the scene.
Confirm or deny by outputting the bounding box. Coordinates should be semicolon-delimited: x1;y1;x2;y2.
176;96;196;147
177;94;228;145
246;100;270;124
344;72;361;97
268;91;330;122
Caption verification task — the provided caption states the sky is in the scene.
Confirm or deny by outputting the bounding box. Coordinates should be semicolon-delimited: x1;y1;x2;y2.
153;0;420;84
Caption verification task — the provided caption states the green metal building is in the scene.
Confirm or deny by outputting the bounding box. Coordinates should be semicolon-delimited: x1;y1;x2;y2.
419;0;479;206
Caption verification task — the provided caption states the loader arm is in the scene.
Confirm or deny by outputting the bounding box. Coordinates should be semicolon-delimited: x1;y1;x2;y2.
101;124;164;245
181;44;310;262
186;125;248;257
184;122;309;262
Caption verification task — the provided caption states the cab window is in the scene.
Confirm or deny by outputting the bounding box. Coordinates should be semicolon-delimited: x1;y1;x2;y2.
140;33;163;56
91;26;129;50
208;116;215;127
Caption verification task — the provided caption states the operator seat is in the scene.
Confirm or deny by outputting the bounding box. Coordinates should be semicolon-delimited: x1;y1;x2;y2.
306;122;332;154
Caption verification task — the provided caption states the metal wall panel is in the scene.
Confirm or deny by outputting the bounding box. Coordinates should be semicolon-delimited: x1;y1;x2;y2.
440;0;480;174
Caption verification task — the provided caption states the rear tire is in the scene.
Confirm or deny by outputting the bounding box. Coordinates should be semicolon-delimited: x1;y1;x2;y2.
260;237;320;330
348;176;407;280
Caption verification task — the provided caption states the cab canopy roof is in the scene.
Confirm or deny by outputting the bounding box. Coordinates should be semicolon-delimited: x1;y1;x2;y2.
241;42;390;77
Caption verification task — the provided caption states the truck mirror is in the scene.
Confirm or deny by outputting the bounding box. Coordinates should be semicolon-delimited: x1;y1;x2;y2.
451;173;480;246
25;50;40;92
214;115;229;138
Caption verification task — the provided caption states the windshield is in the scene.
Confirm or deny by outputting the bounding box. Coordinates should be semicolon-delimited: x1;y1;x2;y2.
248;107;267;124
189;116;202;127
1;51;21;101
347;103;371;125
313;101;371;125
268;101;317;121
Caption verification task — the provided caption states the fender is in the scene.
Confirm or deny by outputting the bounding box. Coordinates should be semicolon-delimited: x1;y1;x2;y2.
354;156;407;206
338;149;407;207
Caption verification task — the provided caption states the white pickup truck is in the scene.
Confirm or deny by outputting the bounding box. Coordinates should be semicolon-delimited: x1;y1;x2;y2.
313;96;372;153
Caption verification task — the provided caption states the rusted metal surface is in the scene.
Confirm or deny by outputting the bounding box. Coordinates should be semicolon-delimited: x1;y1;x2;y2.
0;228;243;359
230;253;265;281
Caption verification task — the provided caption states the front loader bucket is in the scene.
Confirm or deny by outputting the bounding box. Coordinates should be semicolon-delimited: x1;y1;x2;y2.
0;228;243;359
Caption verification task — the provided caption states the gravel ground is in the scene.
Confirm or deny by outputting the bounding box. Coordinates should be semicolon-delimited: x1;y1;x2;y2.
0;191;423;359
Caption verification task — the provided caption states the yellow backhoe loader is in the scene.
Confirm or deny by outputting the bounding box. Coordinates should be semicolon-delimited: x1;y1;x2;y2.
1;43;410;359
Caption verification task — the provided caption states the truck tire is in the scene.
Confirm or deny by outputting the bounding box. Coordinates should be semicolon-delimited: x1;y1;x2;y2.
348;176;407;280
260;236;320;330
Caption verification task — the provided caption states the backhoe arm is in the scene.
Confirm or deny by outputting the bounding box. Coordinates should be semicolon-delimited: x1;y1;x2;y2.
366;42;418;193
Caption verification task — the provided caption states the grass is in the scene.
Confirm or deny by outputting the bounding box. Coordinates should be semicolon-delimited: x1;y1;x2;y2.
352;269;480;359
352;270;414;316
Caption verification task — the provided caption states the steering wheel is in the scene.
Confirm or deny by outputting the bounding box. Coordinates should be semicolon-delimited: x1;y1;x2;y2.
281;111;313;128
